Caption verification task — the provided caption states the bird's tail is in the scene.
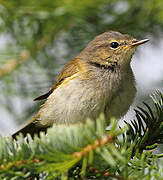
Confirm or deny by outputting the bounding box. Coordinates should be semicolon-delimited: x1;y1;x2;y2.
12;122;48;139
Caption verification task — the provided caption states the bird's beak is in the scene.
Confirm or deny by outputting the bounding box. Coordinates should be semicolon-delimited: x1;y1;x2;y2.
130;39;149;47
123;39;149;50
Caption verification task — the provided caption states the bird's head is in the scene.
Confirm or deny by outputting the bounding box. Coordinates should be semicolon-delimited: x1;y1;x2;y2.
80;31;149;69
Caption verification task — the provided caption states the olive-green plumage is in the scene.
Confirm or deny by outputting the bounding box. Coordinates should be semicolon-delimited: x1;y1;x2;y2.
12;31;149;138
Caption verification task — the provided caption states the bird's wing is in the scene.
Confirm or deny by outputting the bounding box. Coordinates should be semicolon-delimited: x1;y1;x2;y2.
11;58;83;139
34;58;80;101
12;58;82;138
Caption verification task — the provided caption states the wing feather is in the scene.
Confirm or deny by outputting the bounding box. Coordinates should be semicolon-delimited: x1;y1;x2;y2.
34;58;80;101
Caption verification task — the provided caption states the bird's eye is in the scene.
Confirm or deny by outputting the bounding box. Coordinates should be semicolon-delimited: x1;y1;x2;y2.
110;42;119;49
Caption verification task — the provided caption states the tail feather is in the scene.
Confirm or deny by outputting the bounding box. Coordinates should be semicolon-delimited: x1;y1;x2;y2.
12;123;48;139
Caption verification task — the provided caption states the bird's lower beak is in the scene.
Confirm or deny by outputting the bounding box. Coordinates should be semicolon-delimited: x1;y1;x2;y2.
123;39;149;50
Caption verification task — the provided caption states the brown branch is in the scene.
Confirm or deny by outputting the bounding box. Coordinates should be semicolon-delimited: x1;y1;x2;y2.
0;50;30;79
0;30;55;80
0;158;40;170
88;166;132;180
73;134;116;158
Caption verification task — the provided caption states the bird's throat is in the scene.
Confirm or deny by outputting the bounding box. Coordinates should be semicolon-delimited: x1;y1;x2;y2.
88;61;118;72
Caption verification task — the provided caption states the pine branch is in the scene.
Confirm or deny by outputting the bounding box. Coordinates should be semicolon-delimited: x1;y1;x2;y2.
124;91;163;154
0;92;162;179
0;115;126;179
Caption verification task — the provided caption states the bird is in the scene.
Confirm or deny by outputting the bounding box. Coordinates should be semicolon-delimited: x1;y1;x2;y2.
12;31;149;139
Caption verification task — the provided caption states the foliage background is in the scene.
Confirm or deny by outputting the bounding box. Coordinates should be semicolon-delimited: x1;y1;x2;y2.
0;0;163;143
0;0;163;179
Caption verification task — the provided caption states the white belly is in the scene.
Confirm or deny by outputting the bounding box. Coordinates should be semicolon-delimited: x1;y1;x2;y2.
37;78;107;126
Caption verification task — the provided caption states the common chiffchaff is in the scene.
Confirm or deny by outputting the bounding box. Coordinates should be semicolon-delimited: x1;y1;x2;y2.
12;31;149;138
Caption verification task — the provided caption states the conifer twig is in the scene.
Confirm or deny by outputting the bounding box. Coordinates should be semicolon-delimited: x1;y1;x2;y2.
73;134;116;158
88;166;131;180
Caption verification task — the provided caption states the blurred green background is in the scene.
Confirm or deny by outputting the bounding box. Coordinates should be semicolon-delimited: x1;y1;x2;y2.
0;0;163;136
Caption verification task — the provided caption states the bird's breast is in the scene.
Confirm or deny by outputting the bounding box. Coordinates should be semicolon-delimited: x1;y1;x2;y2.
37;67;136;126
37;76;108;126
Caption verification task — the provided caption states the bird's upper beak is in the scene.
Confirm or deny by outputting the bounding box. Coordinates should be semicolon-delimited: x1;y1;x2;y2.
123;39;149;50
130;39;149;47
